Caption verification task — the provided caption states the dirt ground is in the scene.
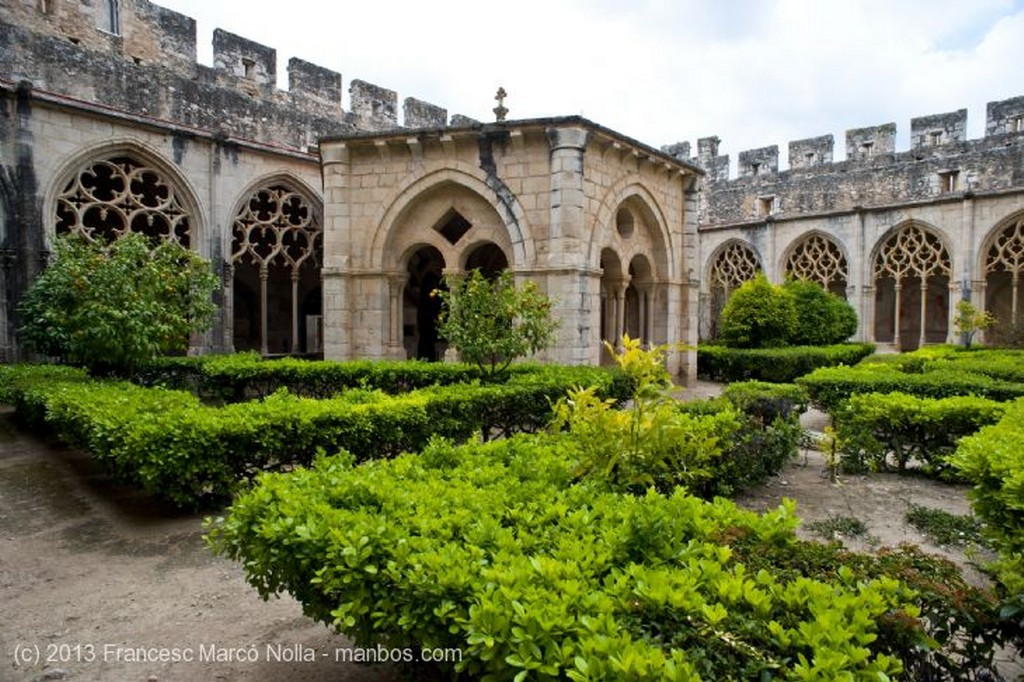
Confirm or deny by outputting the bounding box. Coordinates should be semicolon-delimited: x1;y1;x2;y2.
1;389;1021;681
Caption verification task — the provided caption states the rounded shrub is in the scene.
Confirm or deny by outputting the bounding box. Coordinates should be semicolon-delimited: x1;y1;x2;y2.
784;278;858;345
718;273;797;348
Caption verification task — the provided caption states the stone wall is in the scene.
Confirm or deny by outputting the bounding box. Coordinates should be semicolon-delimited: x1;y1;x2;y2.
665;96;1024;227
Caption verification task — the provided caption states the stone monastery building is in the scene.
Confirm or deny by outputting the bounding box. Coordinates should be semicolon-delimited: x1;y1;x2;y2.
2;1;1023;382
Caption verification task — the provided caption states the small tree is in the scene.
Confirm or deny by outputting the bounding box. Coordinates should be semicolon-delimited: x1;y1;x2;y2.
953;299;995;348
436;269;558;377
783;279;858;346
717;273;797;348
18;233;220;375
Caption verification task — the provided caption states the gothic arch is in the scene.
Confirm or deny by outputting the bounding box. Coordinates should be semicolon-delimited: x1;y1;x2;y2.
228;178;323;355
400;244;447;361
371;164;534;270
704;239;762;340
980;210;1024;327
45;140;204;249
871;221;952;350
780;231;850;297
589;181;673;279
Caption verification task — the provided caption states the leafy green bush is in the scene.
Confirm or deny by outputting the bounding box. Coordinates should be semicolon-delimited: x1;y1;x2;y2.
950;398;1024;595
17;233;219;375
675;382;806;498
209;433;1008;680
717;273;798;348
437;269;558;376
834;392;1006;476
698;343;875;383
553;337;741;494
783;279;858;346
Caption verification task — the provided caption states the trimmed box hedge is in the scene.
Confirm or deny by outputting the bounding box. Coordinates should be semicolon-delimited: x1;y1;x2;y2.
697;343;875;383
210;433;1006;680
0;361;629;507
834;392;1006;476
797;363;1024;412
137;353;634;403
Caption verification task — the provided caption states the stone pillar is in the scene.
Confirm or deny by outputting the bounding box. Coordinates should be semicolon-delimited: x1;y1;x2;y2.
321;142;352;359
543;125;592;365
387;272;406;359
221;261;235;353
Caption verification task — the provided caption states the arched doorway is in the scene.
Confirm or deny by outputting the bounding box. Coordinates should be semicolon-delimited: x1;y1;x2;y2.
599;248;625;363
873;224;951;350
230;185;322;355
404;246;446;361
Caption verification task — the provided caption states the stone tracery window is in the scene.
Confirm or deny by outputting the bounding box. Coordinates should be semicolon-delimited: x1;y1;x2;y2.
709;240;760;291
785;233;848;296
55;156;191;246
984;216;1024;325
707;240;761;339
230;185;322;355
873;224;951;349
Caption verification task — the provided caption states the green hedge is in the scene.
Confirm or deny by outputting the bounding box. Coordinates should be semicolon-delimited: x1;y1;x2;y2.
797;363;1024;412
137;353;633;403
0;363;628;507
834;392;1006;477
697;343;875;383
209;434;1006;680
951;398;1024;594
680;382;808;497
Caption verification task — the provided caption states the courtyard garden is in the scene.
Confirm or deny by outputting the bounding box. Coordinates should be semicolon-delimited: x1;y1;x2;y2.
2;237;1023;680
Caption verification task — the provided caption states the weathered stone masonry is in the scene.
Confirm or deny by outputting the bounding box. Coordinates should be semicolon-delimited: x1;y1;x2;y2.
3;0;1024;378
668;100;1024;348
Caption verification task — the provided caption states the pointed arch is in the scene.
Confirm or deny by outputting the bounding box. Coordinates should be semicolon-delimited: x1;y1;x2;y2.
45;139;204;249
371;164;534;270
704;239;762;340
871;221;952;350
980;209;1024;327
780;231;850;297
228;175;324;356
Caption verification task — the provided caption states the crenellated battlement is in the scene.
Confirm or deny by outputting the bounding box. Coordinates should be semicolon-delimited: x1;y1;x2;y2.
664;96;1024;226
0;0;452;150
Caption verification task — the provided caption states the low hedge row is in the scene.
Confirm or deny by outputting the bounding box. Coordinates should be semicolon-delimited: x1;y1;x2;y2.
697;343;875;383
951;398;1024;594
797;363;1024;412
834;392;1006;477
681;382;808;497
210;433;1007;680
138;352;633;403
0;364;627;507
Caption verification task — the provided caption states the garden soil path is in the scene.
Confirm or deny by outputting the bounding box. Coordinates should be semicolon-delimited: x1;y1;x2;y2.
1;387;1022;680
0;407;404;682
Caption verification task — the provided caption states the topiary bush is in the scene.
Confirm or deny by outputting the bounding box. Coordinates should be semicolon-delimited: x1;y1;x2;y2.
783;279;858;346
717;273;797;348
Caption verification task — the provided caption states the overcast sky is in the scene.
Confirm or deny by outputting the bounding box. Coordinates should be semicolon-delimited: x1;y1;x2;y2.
157;0;1024;173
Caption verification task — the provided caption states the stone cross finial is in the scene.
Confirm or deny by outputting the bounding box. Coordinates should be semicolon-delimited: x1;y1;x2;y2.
493;87;508;121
